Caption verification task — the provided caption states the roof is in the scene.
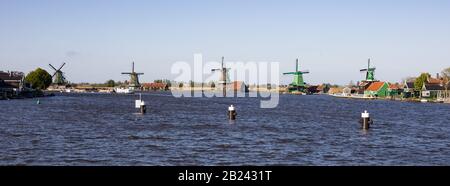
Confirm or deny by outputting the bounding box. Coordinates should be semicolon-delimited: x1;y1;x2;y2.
366;82;386;91
423;83;449;91
328;87;343;94
427;77;442;84
316;84;324;91
359;81;370;87
0;71;23;81
404;82;415;89
388;84;400;90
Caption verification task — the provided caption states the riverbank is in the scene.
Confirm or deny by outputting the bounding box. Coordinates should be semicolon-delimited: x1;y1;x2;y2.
330;93;450;104
0;89;54;100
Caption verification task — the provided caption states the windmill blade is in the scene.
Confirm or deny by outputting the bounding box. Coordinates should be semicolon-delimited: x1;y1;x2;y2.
283;72;296;75
122;72;132;75
360;69;368;72
52;72;57;77
58;62;66;71
301;71;310;74
49;64;57;71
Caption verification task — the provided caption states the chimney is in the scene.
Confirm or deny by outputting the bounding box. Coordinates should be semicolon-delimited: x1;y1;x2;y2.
437;73;440;79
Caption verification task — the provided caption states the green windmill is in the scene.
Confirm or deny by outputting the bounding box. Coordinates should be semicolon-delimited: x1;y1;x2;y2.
49;63;67;85
283;58;309;92
122;62;144;90
360;58;376;81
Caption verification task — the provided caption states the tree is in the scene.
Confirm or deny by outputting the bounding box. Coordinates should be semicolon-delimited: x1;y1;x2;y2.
442;67;450;92
403;76;416;83
348;80;355;87
189;80;194;87
25;68;52;90
165;80;172;87
442;67;450;79
179;82;183;88
210;81;215;88
414;73;430;91
154;79;163;83
105;79;115;87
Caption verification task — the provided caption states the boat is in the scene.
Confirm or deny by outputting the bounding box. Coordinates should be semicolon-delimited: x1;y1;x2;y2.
290;91;305;95
114;87;134;94
420;99;428;103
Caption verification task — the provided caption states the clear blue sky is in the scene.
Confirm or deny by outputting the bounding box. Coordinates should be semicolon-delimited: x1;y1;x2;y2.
1;0;449;85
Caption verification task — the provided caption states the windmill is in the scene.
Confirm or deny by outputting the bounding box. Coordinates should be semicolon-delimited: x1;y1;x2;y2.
283;58;309;92
211;56;230;96
360;58;376;82
49;62;67;85
122;62;144;90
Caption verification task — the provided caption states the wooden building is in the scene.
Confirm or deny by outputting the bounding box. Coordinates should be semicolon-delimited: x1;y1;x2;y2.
364;81;389;98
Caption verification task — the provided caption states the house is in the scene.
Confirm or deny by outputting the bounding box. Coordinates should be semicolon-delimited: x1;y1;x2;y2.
387;83;402;97
402;81;417;98
142;83;169;91
230;81;249;92
307;85;319;94
342;87;352;96
357;81;374;94
364;81;389;98
315;84;330;94
0;71;24;88
421;73;449;100
0;71;25;98
421;83;449;99
328;87;343;95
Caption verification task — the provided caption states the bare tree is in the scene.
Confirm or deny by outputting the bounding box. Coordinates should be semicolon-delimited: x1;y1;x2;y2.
402;76;416;83
442;67;450;99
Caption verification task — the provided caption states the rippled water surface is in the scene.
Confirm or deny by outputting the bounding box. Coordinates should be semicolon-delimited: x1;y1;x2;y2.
1;92;450;165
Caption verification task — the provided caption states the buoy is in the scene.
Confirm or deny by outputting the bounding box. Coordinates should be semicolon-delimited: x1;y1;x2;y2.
227;105;237;120
135;94;146;114
359;110;373;129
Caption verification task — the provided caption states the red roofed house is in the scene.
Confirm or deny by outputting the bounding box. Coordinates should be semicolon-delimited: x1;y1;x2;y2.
387;83;403;98
364;81;389;98
230;81;248;92
142;83;169;91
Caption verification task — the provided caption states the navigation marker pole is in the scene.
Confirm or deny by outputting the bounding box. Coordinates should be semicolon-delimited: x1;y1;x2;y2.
135;93;146;114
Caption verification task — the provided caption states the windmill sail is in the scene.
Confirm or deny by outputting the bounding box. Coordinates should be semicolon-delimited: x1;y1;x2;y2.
49;62;67;85
360;58;376;81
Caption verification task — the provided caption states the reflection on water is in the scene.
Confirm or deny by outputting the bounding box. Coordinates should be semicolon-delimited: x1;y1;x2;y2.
0;92;450;165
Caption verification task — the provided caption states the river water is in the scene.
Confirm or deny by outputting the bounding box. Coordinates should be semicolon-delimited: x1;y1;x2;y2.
1;92;449;165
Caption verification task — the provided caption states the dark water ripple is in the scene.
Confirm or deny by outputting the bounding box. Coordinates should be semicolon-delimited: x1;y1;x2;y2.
1;92;450;165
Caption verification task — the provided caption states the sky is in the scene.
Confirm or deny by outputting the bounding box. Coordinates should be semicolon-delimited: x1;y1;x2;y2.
1;0;449;85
